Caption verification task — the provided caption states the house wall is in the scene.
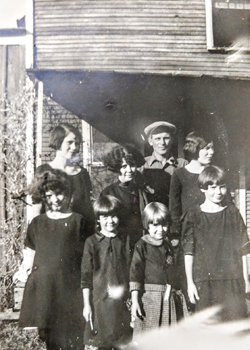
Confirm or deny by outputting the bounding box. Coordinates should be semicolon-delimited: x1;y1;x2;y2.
34;0;250;79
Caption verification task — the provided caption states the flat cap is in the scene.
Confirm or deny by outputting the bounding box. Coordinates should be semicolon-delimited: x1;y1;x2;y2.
144;121;176;137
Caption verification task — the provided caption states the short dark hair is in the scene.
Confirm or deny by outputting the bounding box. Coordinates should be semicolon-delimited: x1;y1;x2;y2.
93;195;123;219
198;165;226;190
183;131;213;161
29;169;72;203
49;124;82;150
142;202;171;229
102;144;145;173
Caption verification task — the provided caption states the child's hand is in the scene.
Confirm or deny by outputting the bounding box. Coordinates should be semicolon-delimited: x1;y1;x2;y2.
187;281;199;304
131;300;144;320
83;304;92;322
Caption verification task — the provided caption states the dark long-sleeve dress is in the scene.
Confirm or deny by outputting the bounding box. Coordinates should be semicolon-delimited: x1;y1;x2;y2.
182;204;250;318
169;167;204;237
19;213;86;350
81;231;132;349
130;235;189;337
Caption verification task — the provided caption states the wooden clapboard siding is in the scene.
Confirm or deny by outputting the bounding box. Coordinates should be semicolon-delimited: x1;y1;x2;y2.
34;0;250;79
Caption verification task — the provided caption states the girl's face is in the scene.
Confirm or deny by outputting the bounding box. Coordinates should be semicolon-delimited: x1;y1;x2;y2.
198;142;214;165
99;214;119;235
202;183;227;204
45;190;68;212
119;158;136;183
148;222;168;240
59;132;80;159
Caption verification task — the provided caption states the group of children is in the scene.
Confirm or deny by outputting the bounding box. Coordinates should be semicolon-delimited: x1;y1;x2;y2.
17;164;250;350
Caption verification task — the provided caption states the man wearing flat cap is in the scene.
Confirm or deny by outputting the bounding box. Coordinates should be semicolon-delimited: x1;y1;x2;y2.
140;121;187;207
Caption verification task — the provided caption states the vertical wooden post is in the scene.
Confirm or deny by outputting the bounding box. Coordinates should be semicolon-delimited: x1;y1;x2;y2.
25;0;34;69
82;120;91;171
0;46;7;276
238;161;246;224
36;81;43;167
205;0;214;50
26;77;34;224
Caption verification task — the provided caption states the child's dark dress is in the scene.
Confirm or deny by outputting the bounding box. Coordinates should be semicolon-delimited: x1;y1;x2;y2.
182;204;250;319
81;231;132;349
130;235;189;338
19;213;86;350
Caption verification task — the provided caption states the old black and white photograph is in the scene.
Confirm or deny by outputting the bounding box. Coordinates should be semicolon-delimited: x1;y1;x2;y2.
1;1;250;349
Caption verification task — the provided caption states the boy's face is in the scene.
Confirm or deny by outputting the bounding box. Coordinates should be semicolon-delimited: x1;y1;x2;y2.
99;214;119;235
148;132;172;157
45;190;67;212
148;222;168;240
201;183;227;204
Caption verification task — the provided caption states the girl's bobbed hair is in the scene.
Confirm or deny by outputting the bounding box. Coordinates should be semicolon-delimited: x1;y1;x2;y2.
183;131;213;162
198;165;226;190
49;123;82;150
102;144;145;173
142;202;171;229
29;169;72;203
94;195;123;219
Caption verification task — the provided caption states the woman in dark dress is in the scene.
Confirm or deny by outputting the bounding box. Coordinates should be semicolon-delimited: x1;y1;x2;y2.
169;131;214;238
169;131;214;300
32;123;95;235
101;144;148;248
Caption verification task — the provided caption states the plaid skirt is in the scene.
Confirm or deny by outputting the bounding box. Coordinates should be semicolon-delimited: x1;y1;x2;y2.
133;284;189;339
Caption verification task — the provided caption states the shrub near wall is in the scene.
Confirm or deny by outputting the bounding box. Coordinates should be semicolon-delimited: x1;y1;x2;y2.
0;78;34;311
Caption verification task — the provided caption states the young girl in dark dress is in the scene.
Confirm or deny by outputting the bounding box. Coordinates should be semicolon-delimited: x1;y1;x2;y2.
81;195;132;350
182;166;250;320
130;203;189;340
18;169;86;350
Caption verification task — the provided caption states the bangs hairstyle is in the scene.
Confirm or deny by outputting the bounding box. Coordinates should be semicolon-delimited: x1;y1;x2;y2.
94;195;123;219
183;131;213;162
198;166;226;190
49;124;82;150
29;169;72;203
102;144;145;173
142;202;171;229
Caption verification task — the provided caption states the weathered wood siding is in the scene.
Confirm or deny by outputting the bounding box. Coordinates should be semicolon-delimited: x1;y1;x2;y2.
34;0;250;79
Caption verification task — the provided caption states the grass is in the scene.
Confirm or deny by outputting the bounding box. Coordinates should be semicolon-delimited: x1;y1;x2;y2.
0;321;46;350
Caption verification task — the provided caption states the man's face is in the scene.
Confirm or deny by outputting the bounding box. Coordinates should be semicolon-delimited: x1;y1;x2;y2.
148;132;172;157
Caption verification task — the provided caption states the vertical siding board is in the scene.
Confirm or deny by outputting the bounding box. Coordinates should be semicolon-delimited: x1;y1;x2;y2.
6;46;26;98
0;46;6;97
